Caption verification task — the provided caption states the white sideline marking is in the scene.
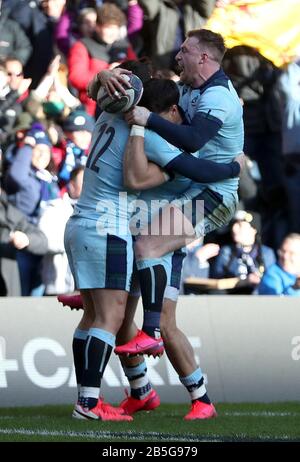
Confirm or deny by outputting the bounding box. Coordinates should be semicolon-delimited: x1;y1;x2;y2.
0;427;297;442
224;411;300;417
0;412;299;441
0;427;217;442
0;427;296;442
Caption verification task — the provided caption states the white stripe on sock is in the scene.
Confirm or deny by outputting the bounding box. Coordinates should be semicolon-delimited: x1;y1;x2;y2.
130;375;149;390
79;386;99;399
190;383;207;400
150;267;155;303
84;336;92;370
99;343;108;374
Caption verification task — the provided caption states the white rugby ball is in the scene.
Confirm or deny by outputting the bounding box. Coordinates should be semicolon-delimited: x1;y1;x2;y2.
97;74;143;113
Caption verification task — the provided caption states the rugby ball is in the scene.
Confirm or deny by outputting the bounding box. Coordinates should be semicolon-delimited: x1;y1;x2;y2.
97;74;143;113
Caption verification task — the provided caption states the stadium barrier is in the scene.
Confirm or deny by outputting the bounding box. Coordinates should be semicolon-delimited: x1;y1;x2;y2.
1;296;300;407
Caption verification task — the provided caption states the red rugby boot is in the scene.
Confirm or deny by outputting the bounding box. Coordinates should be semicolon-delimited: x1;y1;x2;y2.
119;389;160;415
114;330;164;357
57;293;83;310
184;401;217;420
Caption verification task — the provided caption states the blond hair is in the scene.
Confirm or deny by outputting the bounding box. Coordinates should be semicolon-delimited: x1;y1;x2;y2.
187;29;226;63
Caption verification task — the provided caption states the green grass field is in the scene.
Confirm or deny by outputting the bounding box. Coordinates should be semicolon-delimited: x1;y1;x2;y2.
0;402;300;442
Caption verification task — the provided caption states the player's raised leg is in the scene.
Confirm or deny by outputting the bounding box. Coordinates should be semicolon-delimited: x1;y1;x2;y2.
115;249;185;357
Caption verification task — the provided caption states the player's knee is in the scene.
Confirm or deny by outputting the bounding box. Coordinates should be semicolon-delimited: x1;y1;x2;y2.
98;295;126;332
114;297;127;327
160;323;177;343
160;310;177;342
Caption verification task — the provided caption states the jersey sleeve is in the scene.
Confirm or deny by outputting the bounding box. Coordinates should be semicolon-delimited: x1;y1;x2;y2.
144;129;183;167
146;86;233;152
195;86;232;124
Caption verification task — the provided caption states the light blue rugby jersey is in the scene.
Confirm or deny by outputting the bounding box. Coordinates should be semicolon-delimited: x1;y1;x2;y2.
129;129;193;232
73;112;137;234
178;69;244;196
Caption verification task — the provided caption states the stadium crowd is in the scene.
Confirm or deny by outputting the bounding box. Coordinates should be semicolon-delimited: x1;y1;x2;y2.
0;0;300;297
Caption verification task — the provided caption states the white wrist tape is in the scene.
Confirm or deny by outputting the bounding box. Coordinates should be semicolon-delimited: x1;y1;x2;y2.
163;171;170;181
130;125;145;137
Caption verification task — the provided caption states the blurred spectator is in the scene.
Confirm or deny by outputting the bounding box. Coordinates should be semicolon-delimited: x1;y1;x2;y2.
181;239;220;294
55;6;97;57
77;6;97;37
138;0;217;71
276;58;300;234
68;2;137;115
67;163;84;201
5;58;28;98
126;0;144;56
6;0;60;88
53;0;101;53
222;46;288;250
4;57;32;128
0;61;32;149
57;109;94;187
3;125;58;223
38;165;84;294
0;62;15;147
0;2;32;65
1;112;33;175
40;0;66;20
210;210;276;294
258;233;300;296
0;186;48;296
3;125;59;295
24;55;81;162
237;156;258;212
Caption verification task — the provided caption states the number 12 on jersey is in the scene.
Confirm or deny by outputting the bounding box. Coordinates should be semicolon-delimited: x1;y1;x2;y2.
86;123;115;173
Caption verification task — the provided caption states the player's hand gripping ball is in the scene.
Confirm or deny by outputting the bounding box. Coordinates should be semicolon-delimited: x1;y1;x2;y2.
97;74;143;113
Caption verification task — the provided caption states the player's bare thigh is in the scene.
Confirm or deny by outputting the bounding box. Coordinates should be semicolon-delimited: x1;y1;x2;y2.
135;204;196;259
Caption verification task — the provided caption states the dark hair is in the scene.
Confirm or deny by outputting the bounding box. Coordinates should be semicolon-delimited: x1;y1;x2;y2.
153;68;179;80
116;59;153;85
78;7;96;24
66;0;97;12
139;78;179;113
187;29;226;63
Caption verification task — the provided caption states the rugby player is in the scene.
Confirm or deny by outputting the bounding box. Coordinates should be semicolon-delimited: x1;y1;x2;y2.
116;78;243;419
116;29;243;354
64;60;242;420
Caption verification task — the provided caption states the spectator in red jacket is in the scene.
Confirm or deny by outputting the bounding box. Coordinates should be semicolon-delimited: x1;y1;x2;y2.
68;2;136;116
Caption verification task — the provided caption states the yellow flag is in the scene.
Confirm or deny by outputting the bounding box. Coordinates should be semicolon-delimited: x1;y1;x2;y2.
206;0;300;67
